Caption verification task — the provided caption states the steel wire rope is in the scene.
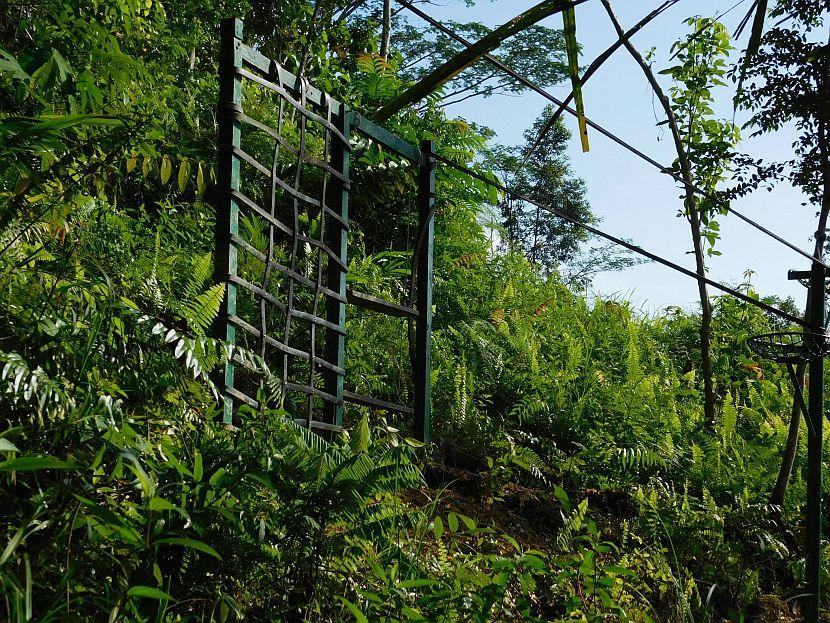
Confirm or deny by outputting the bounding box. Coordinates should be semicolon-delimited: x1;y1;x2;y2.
431;151;808;328
393;0;830;272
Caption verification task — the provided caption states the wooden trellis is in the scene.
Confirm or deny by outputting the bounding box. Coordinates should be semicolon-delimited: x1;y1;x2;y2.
213;18;434;440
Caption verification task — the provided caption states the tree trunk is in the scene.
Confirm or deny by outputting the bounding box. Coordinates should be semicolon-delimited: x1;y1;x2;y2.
380;0;392;60
531;203;541;265
688;205;717;427
602;0;716;426
770;361;806;507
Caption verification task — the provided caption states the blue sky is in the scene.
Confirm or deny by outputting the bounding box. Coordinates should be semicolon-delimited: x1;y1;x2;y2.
411;0;816;314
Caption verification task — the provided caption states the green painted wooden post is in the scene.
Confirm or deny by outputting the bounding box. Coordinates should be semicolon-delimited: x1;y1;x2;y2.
214;18;243;425
414;140;435;442
805;258;825;623
324;110;353;427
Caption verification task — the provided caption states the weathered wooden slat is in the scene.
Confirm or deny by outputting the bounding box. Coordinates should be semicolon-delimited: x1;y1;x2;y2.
214;18;244;425
343;390;414;416
293;418;344;432
351;114;424;165
287;382;344;406
414;140;436;443
347;290;416;318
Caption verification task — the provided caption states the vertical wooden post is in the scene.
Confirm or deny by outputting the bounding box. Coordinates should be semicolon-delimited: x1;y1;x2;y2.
414;140;435;443
214;18;243;425
323;110;352;427
805;256;825;623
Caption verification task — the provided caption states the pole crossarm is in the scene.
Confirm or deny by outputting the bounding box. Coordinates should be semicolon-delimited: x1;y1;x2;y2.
432;152;809;328
394;0;830;273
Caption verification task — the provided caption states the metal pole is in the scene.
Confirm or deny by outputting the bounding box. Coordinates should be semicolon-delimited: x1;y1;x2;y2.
805;253;825;623
413;140;435;443
214;18;243;425
323;110;353;428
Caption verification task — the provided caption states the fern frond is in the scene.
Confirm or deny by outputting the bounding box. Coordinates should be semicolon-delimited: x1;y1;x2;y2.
184;253;213;302
180;282;224;335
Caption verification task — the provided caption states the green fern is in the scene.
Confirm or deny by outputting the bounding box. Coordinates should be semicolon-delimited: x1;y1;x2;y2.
183;252;213;302
176;253;224;335
721;391;738;444
180;282;224;335
557;498;589;550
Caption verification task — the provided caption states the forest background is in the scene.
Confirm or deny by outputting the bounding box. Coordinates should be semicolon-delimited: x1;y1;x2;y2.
0;0;828;621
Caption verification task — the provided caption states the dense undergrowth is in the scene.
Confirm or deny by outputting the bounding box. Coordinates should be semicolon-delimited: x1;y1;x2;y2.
1;0;828;621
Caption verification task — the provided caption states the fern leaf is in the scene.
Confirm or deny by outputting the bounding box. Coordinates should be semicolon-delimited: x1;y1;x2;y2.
181;283;224;335
184;253;213;303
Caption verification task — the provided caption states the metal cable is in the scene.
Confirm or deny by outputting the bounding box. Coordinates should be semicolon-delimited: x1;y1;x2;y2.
394;0;830;272
432;152;808;327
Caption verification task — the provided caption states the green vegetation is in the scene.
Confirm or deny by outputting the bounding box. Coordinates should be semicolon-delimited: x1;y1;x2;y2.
1;0;828;621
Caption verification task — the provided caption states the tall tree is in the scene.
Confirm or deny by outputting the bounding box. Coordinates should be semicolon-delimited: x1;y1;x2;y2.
604;3;738;427
492;108;592;271
380;0;392;59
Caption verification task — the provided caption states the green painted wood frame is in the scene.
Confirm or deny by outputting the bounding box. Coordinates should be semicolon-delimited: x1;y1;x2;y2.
214;18;435;441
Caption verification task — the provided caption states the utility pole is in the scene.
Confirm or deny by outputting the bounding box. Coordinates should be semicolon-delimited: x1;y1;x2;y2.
789;252;826;623
806;254;825;623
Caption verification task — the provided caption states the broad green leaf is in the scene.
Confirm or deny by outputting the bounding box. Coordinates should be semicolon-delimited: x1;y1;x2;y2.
196;162;206;194
209;467;227;487
0;456;76;472
0;50;30;80
553;485;571;513
433;516;444;540
401;606;428;621
72;495;129;528
155;537;222;560
90;444;106;470
351;415;370;453
122;453;156;498
127;586;173;601
178;158;190;192
149;497;176;512
339;597;369;623
193;450;203;482
244;471;276;489
160;156;172;184
49;48;72;82
25;554;31;619
397;579;437;589
447;512;458;533
458;513;476;531
0;523;28;566
722;391;737;443
14;114;121;135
